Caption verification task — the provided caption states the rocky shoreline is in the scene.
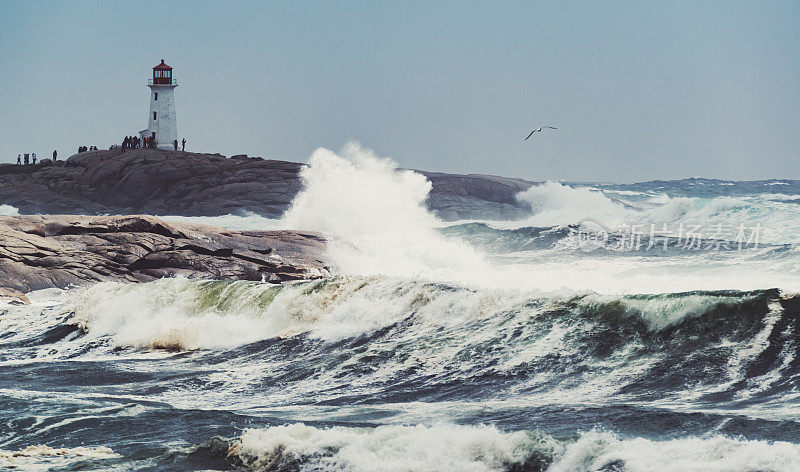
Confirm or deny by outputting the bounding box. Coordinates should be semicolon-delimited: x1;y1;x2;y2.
0;150;537;301
0;148;535;220
0;215;328;303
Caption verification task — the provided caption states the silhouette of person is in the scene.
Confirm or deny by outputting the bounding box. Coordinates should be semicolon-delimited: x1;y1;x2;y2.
181;138;186;151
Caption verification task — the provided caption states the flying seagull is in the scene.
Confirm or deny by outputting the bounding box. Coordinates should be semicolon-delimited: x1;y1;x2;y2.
525;126;557;141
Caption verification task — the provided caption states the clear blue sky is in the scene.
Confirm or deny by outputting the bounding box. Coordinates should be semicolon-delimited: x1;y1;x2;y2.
0;0;798;181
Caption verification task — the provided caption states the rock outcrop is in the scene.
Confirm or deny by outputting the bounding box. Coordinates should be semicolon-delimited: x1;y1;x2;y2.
419;171;534;220
0;149;534;220
0;215;328;298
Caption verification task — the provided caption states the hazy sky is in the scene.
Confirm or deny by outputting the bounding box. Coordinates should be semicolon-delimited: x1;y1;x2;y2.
1;1;798;181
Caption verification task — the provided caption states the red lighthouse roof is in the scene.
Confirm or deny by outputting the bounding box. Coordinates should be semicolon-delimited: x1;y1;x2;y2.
153;59;172;70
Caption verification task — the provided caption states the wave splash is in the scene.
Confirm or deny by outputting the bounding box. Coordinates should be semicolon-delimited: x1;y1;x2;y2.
515;181;800;245
0;204;19;216
516;181;629;227
225;423;800;472
278;142;487;283
62;276;772;351
228;423;553;472
0;445;118;471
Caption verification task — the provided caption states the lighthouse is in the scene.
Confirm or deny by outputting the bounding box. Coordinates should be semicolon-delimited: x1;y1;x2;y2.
143;59;178;150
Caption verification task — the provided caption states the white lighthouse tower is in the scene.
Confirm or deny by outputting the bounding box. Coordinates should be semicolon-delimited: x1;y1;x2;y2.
143;59;178;150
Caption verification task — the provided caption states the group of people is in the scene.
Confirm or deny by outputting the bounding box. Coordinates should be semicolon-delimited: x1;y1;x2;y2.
122;135;153;151
16;150;57;165
121;136;186;151
13;135;191;166
16;136;190;165
16;153;36;165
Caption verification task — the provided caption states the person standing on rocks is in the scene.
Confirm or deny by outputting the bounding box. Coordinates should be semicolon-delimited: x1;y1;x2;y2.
173;139;178;151
17;154;21;165
32;153;37;164
52;150;57;161
181;138;186;151
24;153;29;165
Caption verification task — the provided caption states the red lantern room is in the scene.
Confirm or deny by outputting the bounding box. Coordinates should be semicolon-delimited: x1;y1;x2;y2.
152;59;173;85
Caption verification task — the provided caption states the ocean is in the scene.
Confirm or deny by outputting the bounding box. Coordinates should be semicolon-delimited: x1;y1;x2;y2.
2;146;800;471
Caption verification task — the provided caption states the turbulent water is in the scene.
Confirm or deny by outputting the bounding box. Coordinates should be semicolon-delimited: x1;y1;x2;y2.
3;144;800;471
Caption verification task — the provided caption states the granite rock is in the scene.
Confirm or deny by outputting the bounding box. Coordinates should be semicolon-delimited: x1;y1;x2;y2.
0;215;329;293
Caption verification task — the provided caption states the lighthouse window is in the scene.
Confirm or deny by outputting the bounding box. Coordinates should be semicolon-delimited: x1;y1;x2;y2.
153;112;157;120
154;92;158;101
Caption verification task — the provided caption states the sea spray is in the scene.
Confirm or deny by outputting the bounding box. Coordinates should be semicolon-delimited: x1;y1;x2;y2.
68;276;531;349
548;430;800;472
516;181;629;226
279;142;488;283
227;423;559;472
0;204;20;216
225;424;800;472
515;182;800;245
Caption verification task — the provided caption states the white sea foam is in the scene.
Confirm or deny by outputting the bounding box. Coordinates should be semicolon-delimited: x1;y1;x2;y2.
0;204;19;215
278;142;487;284
515;181;629;226
161;211;281;231
549;429;800;472
67;276;532;349
602;189;647;196
0;445;119;471
761;193;800;201
63;274;760;353
514;182;800;246
227;423;800;472
229;423;558;472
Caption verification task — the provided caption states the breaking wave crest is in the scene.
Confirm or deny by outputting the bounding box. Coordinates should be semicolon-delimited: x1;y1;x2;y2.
18;275;789;422
225;423;800;472
62;276;777;351
0;204;19;216
514;181;800;245
228;423;554;472
278;142;487;283
516;181;629;226
0;445;118;471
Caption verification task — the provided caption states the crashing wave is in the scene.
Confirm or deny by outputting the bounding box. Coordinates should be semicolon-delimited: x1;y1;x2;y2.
224;423;800;472
0;445;118;471
227;423;558;472
0;204;20;216
62;276;780;351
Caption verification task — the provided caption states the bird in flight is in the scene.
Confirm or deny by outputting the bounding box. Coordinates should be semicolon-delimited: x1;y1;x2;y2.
525;126;557;140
